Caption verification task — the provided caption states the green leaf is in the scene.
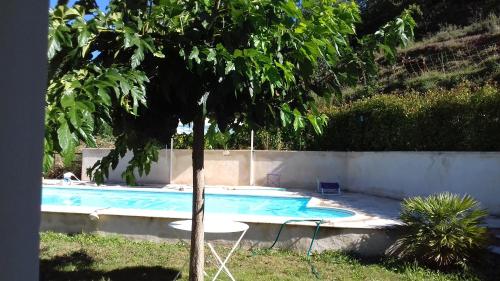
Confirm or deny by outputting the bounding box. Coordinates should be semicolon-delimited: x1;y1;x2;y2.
43;153;54;173
153;51;165;58
379;44;395;60
280;104;292;127
57;120;72;152
124;32;134;48
60;93;75;108
79;120;97;147
43;139;54;173
141;38;155;53
293;117;300;131
61;140;77;166
206;48;217;62
131;45;144;68
307;114;322;134
76;100;95;113
225;61;235;74
78;29;91;47
97;87;112;106
189;46;201;64
119;80;131;96
292;109;303;131
63;8;81;19
47;37;61;60
68;107;81;127
294;22;307;34
122;169;136;185
82;42;91;57
281;0;302;18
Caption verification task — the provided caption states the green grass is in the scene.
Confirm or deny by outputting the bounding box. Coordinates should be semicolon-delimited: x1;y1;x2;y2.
39;232;500;281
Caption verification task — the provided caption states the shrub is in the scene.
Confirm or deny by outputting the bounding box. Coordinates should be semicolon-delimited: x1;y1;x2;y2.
388;193;488;268
316;83;500;151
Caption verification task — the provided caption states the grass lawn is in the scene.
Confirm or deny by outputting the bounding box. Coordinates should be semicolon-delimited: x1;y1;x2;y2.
40;232;499;281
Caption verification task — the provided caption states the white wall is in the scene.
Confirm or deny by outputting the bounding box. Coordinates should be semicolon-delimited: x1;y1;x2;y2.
82;148;170;184
346;152;500;214
82;149;500;214
254;151;347;188
172;150;250;186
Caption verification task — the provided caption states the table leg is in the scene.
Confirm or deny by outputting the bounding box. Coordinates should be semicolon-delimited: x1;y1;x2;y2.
208;243;235;281
210;229;247;281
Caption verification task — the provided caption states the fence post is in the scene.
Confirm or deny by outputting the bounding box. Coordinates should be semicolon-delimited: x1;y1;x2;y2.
250;130;254;186
170;138;174;184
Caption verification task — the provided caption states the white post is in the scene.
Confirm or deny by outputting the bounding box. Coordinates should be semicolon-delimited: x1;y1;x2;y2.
170;138;174;184
0;1;48;280
250;130;254;186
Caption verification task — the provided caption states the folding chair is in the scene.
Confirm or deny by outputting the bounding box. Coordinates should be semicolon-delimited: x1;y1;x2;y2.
316;179;341;195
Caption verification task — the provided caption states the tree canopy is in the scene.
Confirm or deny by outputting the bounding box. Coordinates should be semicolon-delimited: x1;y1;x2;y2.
46;0;415;183
46;1;415;279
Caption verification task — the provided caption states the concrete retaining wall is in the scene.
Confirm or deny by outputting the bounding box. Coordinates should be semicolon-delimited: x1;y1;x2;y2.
81;149;500;214
40;212;395;256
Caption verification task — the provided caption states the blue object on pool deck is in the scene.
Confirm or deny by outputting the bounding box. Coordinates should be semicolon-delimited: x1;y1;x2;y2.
317;181;341;195
42;186;354;219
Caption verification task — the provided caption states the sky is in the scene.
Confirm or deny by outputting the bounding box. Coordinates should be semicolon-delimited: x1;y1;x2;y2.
49;0;109;9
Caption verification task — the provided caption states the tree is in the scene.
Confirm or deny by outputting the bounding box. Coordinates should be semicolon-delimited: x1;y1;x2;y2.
46;0;415;279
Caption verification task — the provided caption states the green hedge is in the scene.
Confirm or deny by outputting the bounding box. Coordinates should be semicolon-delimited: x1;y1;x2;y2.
173;84;500;151
313;84;500;151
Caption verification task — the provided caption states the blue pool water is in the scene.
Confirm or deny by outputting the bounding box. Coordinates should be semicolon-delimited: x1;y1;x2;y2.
42;187;354;219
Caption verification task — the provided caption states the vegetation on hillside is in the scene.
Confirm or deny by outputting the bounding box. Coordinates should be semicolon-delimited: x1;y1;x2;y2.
344;14;500;101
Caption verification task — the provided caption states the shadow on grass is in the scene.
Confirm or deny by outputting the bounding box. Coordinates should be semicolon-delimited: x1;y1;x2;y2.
40;250;181;281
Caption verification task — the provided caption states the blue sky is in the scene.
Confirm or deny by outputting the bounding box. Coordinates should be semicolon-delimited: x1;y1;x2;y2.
49;0;109;9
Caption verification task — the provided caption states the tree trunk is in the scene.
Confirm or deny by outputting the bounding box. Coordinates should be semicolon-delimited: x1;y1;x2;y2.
189;112;205;281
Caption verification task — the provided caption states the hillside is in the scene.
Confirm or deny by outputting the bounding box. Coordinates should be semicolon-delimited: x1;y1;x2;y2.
343;14;500;101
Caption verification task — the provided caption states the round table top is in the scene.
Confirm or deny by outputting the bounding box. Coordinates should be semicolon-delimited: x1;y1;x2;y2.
168;219;249;233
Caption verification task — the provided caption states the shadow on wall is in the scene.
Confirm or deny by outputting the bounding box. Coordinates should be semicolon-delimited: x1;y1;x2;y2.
254;151;347;190
345;228;400;257
39;250;180;281
311;227;399;257
171;149;251;186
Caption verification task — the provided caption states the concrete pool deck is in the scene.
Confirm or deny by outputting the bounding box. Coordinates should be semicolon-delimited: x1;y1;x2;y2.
42;180;402;229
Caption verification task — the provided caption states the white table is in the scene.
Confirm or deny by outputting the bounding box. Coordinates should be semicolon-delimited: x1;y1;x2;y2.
168;219;249;281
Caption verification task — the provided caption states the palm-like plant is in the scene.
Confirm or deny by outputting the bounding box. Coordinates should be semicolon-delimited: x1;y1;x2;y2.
389;192;488;268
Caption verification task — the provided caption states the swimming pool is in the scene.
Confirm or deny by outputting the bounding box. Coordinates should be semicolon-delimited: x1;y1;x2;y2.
42;186;354;219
